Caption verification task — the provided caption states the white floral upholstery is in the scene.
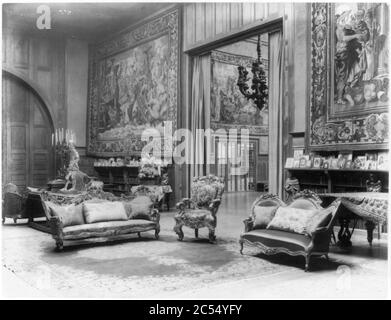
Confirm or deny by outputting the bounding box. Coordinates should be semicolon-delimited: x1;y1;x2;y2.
174;175;225;242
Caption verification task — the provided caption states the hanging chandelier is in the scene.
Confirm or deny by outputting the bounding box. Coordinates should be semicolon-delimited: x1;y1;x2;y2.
237;34;268;111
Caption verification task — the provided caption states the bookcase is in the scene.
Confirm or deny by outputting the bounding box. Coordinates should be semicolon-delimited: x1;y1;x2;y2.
286;168;389;194
286;149;389;234
93;166;140;195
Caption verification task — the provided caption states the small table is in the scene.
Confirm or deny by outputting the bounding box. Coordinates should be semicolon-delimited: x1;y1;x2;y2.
319;192;388;247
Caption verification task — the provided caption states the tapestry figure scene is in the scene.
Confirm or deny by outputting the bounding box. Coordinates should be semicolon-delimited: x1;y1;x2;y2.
98;35;170;141
210;51;268;135
334;3;389;112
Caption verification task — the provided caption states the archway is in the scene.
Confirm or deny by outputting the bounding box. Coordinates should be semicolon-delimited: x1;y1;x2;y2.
2;70;55;190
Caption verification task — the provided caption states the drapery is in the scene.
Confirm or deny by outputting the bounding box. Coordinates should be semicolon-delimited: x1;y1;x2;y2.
268;31;284;196
190;54;211;179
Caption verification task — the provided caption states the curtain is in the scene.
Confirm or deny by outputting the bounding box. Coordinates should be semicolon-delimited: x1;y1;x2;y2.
268;31;284;196
190;54;211;180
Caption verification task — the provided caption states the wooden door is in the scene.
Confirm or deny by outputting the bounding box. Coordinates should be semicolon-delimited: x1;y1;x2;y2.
2;74;54;190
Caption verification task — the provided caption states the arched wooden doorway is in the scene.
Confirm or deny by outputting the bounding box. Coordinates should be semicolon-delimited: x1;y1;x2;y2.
2;72;55;190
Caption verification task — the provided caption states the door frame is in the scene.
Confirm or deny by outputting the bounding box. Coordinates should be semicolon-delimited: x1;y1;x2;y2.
2;69;56;187
183;16;284;196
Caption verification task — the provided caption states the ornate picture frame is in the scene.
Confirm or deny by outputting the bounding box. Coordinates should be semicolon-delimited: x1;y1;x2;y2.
309;3;389;150
86;8;180;156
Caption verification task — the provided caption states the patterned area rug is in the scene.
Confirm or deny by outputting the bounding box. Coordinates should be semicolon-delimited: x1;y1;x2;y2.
2;226;292;298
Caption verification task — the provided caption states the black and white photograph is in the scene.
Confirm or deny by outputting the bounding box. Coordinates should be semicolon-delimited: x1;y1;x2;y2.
1;0;389;303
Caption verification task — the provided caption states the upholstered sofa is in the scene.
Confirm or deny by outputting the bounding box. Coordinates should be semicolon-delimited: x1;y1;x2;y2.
44;195;160;250
239;191;341;271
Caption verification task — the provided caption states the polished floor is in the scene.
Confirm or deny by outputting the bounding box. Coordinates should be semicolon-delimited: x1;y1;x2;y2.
1;191;389;299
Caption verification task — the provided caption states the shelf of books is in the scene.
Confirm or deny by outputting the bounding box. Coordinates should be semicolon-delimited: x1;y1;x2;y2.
285;149;389;194
285;149;388;233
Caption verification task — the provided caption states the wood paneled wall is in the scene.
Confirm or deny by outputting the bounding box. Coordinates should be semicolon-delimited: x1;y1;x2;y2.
178;3;310;199
2;29;66;129
183;2;290;50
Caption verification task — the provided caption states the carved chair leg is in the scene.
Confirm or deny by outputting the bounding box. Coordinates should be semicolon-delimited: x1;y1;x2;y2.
305;255;310;272
208;228;216;243
56;240;64;251
365;220;376;246
155;228;160;240
195;228;198;238
173;223;184;241
239;239;244;255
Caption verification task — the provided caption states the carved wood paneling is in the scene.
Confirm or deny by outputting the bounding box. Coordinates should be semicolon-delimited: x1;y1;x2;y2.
3;30;66;129
2;74;54;189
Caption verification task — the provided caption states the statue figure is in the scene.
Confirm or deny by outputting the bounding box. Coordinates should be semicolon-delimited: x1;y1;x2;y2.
60;140;91;193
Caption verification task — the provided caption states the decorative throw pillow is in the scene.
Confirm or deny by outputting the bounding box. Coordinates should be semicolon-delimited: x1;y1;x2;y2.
125;196;153;220
266;206;319;235
47;203;85;227
83;201;127;224
253;205;278;229
304;207;333;237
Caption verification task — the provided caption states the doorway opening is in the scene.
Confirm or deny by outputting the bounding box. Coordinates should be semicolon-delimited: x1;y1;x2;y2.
2;72;55;190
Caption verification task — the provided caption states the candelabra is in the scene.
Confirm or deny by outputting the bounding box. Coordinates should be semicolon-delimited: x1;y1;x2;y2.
52;128;76;179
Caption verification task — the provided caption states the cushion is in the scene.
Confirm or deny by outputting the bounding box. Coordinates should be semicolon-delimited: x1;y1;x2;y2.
253;205;278;229
83;201;127;224
304;207;333;236
47;203;84;227
124;196;153;220
63;219;156;238
267;206;318;235
241;229;312;251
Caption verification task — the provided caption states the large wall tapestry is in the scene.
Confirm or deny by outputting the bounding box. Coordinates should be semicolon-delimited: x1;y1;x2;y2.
310;3;389;149
210;51;268;135
87;9;179;156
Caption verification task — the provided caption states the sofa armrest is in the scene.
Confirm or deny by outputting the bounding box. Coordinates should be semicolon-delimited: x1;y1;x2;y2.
149;208;160;223
310;226;333;252
176;198;191;211
243;217;255;233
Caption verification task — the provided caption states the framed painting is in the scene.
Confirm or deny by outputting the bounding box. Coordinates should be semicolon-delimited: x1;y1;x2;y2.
309;3;389;150
210;50;268;135
87;8;179;156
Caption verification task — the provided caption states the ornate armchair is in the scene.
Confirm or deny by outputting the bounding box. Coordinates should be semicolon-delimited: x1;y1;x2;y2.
2;183;27;223
174;175;225;243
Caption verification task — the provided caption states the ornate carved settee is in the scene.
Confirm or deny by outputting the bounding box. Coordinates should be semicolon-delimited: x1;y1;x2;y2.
174;175;225;243
44;193;160;251
239;191;342;271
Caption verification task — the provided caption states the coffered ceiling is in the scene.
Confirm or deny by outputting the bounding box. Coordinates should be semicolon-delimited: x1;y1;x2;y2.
3;2;175;42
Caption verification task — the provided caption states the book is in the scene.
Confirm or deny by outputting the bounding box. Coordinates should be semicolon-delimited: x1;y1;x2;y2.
313;157;322;168
293;159;300;168
345;160;352;169
293;149;304;160
305;159;313;168
299;156;308;168
285;157;294;168
337;154;346;169
377;152;388;170
353;156;366;169
330;158;339;169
